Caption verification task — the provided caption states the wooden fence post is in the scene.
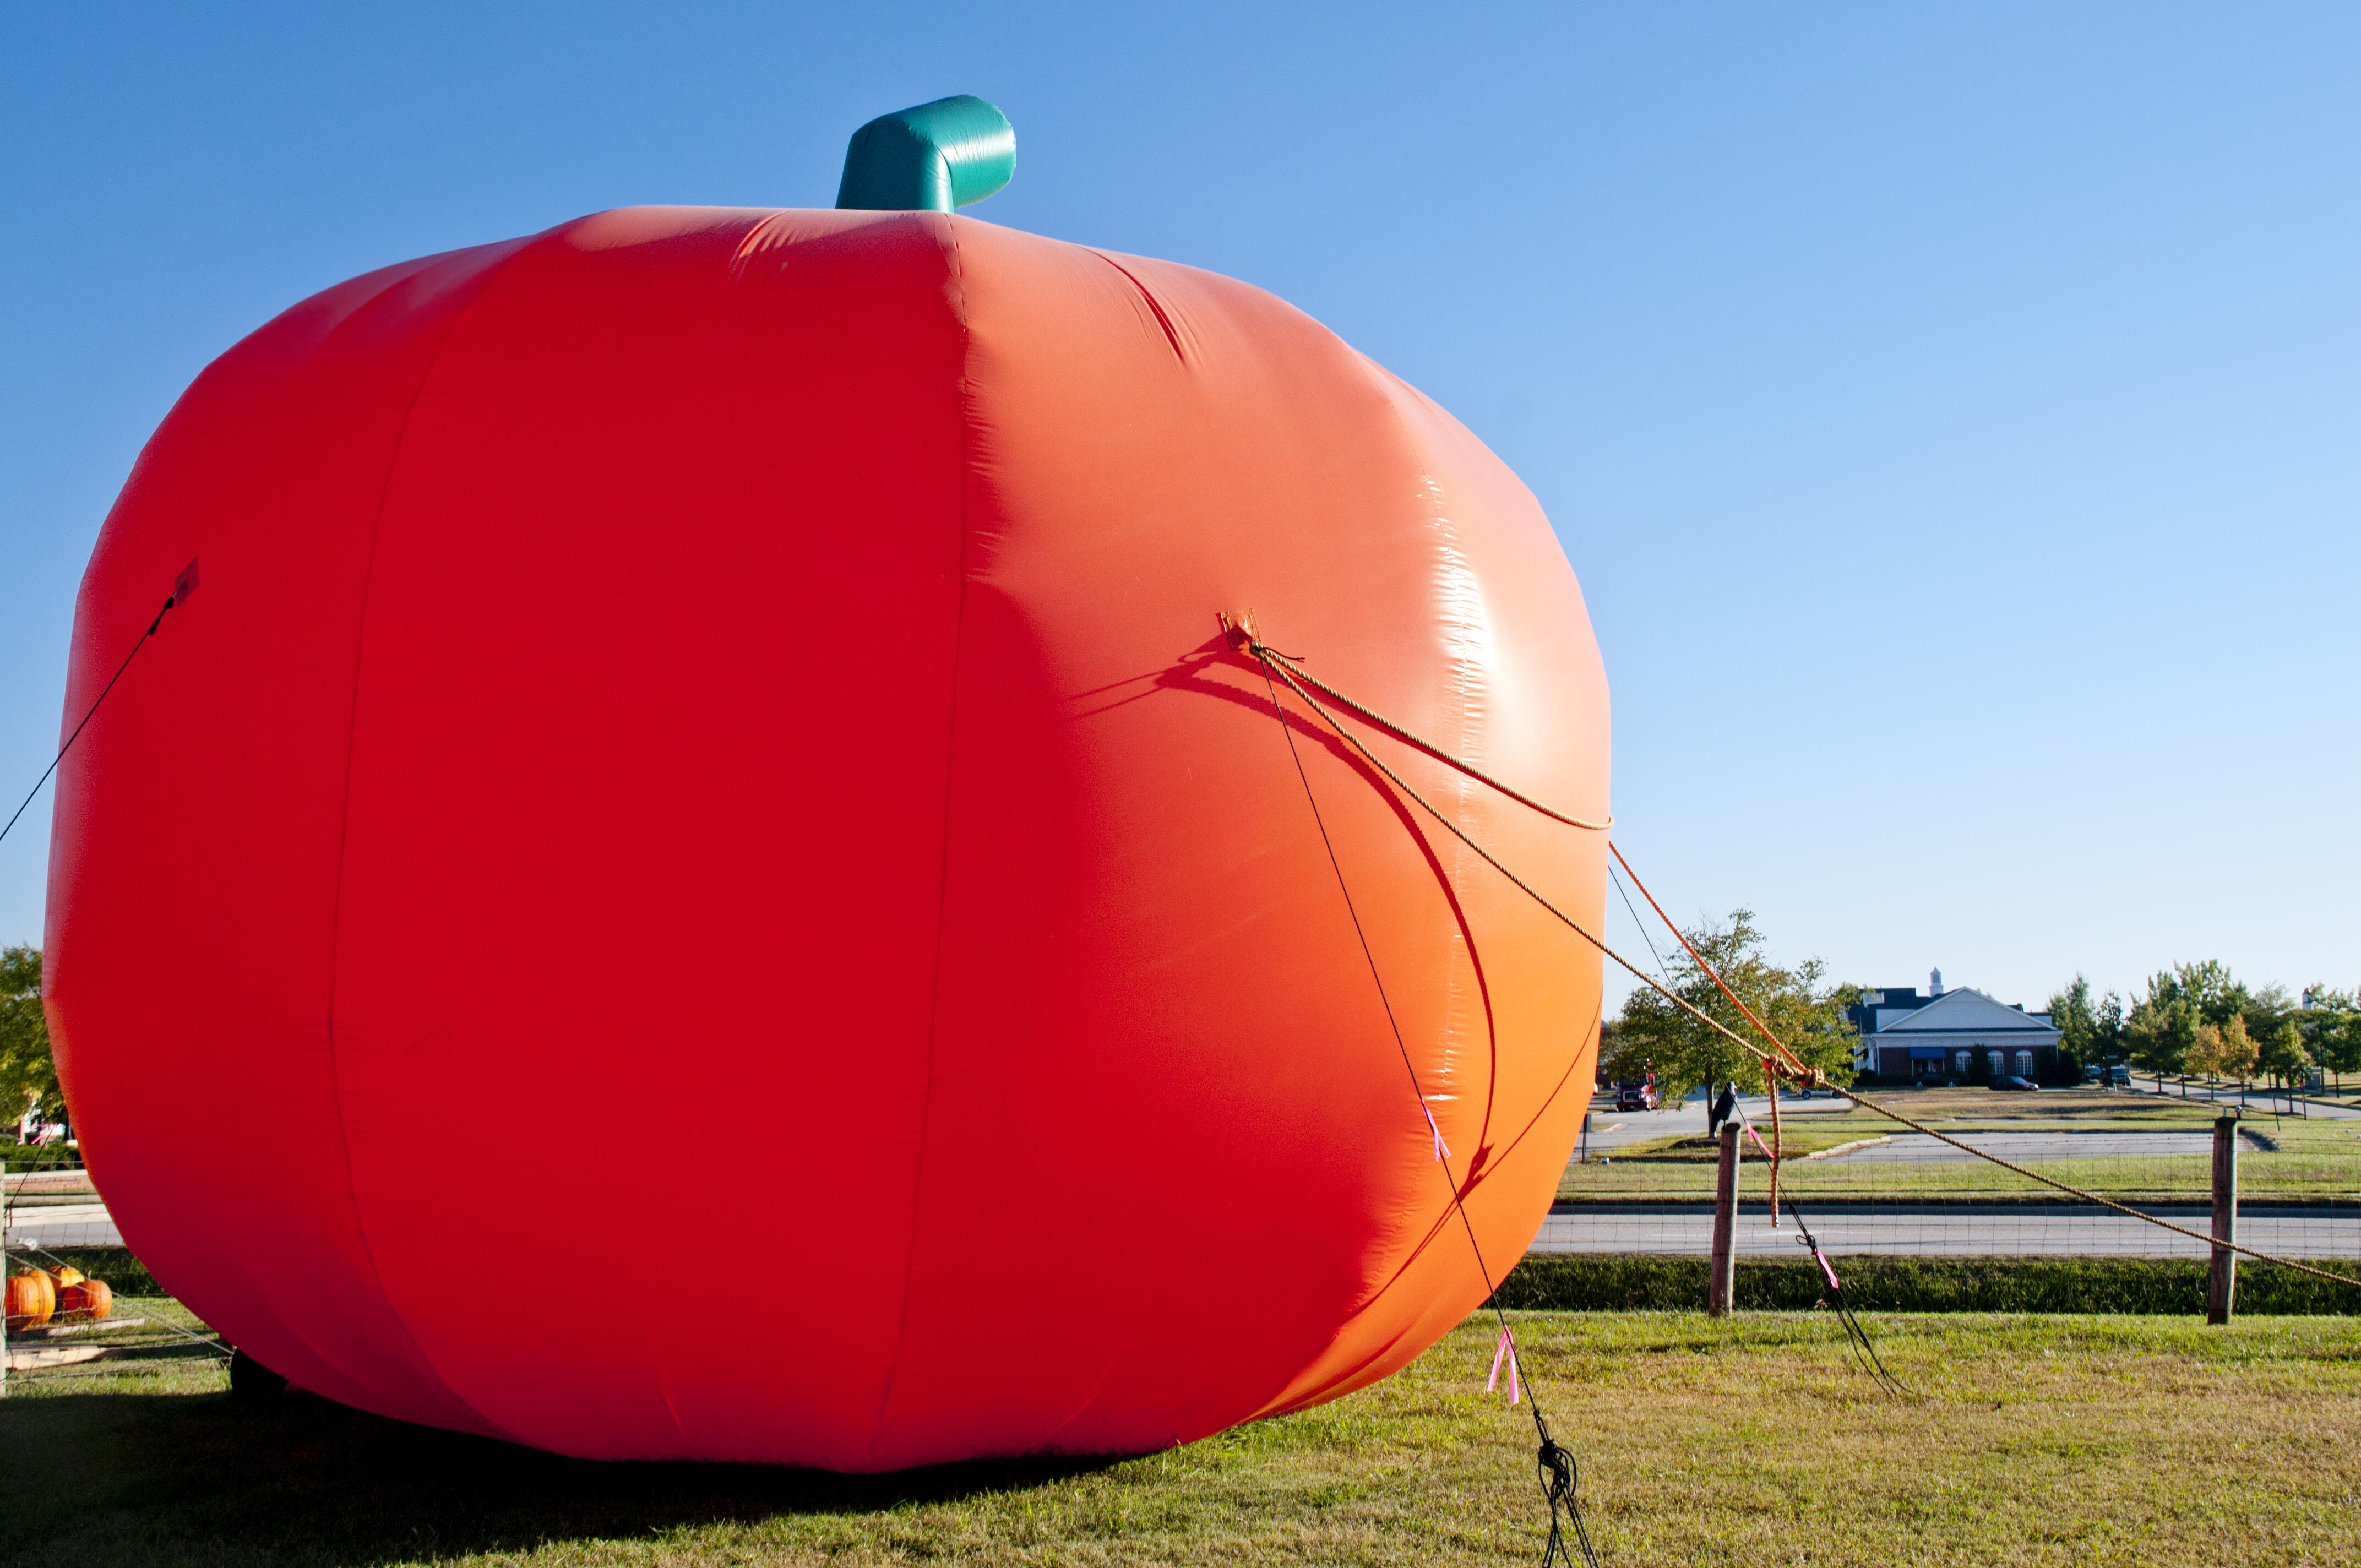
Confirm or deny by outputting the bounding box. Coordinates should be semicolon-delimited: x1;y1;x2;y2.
1709;1123;1739;1318
2207;1115;2238;1326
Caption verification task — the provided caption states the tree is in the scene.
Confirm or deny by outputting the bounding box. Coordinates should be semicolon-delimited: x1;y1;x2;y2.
2257;1018;2311;1091
2139;961;2251;1026
2297;986;2360;1091
0;945;58;1137
2127;962;2251;1075
2127;995;2196;1075
1963;1039;1993;1085
2048;974;2126;1071
2186;1021;2223;1080
2219;1015;2259;1080
1598;909;1855;1107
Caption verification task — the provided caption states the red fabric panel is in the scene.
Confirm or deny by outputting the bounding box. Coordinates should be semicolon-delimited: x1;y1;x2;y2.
322;209;969;1463
45;238;534;1433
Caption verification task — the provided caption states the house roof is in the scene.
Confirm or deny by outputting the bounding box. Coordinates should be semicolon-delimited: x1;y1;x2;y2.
1874;987;2058;1038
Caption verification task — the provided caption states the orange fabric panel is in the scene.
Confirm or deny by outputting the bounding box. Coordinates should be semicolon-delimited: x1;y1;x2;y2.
46;206;1606;1469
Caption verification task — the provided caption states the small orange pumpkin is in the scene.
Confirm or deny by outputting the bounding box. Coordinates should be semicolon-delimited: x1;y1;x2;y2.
6;1268;56;1331
48;1264;84;1291
57;1277;111;1324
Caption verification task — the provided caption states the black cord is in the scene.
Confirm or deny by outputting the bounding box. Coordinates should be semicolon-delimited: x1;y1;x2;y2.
1782;1195;1911;1398
1259;663;1603;1568
1534;1410;1598;1567
0;581;185;849
1606;864;1675;989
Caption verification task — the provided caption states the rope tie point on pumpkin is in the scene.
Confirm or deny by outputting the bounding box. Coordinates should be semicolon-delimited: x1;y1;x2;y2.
1422;1101;1451;1162
1230;613;1612;832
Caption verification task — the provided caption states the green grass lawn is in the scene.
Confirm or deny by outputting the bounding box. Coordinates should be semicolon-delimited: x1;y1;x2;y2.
4;1311;2357;1566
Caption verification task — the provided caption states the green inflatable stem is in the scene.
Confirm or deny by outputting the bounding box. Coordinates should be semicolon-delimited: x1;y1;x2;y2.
835;95;1015;213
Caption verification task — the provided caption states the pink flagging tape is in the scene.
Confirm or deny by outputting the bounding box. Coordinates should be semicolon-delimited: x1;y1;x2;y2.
1813;1248;1840;1292
1424;1103;1451;1162
1484;1327;1521;1404
1743;1121;1775;1161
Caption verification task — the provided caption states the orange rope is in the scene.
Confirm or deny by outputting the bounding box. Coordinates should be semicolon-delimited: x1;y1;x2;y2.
1230;617;2361;1292
1607;842;1809;1080
1221;613;1611;832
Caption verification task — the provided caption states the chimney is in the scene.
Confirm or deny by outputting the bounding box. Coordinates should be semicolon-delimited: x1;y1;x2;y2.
1930;967;1945;997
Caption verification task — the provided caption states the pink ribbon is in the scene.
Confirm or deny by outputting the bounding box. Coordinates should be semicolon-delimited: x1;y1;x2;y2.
1423;1103;1451;1162
1486;1326;1521;1404
1813;1248;1840;1292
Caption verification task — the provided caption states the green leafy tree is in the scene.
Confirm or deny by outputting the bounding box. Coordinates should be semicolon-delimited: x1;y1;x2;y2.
1597;909;1855;1107
2257;1018;2311;1090
2048;974;2126;1071
2239;984;2293;1062
2296;987;2360;1090
2142;961;2251;1026
2127;995;2196;1074
2188;1016;2256;1082
0;945;58;1136
2127;962;2251;1075
2185;1021;2223;1080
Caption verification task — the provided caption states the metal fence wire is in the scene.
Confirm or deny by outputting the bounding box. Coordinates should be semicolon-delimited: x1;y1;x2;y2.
1531;1194;2361;1261
2;1161;226;1389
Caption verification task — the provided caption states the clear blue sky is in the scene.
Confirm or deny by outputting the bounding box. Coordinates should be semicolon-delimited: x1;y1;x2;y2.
5;3;2355;1015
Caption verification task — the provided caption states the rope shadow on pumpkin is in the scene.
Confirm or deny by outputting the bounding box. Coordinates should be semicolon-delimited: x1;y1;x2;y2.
1144;642;1523;1159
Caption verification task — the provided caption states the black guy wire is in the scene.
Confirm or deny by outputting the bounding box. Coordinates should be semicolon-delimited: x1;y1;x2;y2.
0;580;186;850
1606;864;1675;989
1782;1193;1911;1399
1258;663;1600;1568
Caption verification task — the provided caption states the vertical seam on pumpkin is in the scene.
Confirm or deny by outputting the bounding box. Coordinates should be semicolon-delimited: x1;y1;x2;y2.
316;231;547;1445
867;211;972;1466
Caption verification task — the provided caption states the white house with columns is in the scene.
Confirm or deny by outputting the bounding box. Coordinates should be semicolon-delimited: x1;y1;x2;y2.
1848;969;2061;1082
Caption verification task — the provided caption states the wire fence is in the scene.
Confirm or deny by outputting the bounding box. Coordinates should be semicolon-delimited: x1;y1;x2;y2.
3;1160;226;1389
1532;1196;2361;1261
3;1163;122;1248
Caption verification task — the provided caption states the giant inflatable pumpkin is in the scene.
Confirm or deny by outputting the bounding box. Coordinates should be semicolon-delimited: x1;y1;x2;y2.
43;99;1609;1468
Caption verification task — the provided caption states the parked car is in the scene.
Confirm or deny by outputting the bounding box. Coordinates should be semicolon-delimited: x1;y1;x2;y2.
1613;1086;1651;1113
2101;1065;2131;1087
1991;1075;2040;1092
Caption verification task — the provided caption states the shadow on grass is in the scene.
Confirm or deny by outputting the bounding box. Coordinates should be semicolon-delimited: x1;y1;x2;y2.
0;1385;1127;1566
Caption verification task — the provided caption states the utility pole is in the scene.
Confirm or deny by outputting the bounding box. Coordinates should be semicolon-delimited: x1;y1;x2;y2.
2207;1115;2238;1326
1709;1123;1739;1317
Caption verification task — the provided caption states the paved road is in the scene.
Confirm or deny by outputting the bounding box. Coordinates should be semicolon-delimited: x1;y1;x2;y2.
1575;1083;2361;1168
1823;1129;2222;1163
1531;1204;2361;1260
2128;1074;2361;1120
1576;1093;1852;1156
3;1201;121;1248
